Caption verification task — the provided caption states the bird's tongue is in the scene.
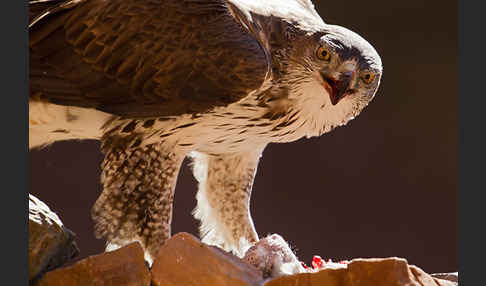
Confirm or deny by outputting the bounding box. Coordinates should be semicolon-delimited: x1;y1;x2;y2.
322;77;340;105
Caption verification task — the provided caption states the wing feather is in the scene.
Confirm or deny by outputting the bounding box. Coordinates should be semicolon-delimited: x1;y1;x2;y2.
30;0;270;118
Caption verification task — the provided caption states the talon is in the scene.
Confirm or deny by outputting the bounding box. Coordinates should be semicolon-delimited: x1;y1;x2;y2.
301;261;311;269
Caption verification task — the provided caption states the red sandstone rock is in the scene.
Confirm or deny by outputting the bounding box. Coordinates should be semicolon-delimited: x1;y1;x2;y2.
431;272;458;283
264;257;457;286
31;226;457;286
35;242;150;286
151;232;263;286
29;194;79;281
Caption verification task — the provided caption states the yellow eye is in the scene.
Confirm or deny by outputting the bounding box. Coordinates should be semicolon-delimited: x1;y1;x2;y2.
361;72;376;84
316;46;331;61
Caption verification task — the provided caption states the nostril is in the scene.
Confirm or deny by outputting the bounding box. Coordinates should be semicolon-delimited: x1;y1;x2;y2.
323;77;335;87
346;89;356;94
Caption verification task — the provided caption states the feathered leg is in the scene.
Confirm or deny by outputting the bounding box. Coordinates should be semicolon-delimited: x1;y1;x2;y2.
190;149;264;257
92;136;184;265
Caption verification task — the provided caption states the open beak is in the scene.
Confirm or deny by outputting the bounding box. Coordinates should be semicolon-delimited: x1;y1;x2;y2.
321;72;353;105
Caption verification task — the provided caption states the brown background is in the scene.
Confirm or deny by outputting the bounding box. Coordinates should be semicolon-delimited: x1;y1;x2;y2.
30;0;457;273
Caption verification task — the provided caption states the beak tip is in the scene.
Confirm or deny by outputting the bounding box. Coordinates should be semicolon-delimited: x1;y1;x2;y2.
330;97;338;106
321;72;352;106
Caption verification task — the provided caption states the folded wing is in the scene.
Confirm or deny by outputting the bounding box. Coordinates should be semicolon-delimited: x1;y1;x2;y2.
29;0;269;118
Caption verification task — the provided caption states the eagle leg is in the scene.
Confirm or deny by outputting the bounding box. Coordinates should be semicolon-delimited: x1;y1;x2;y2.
92;136;184;265
190;149;264;257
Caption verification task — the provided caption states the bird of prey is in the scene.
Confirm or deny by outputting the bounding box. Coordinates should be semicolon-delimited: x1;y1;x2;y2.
29;0;382;265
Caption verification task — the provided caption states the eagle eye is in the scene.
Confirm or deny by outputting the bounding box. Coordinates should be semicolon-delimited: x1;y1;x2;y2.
361;72;376;84
316;46;331;61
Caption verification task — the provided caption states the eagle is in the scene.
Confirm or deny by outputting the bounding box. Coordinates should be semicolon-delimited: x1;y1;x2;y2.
29;0;383;265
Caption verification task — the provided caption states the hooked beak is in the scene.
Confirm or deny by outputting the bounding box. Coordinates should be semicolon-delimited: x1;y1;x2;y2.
320;71;354;105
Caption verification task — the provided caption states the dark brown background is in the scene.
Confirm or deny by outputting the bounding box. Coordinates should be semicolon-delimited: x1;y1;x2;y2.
29;0;457;273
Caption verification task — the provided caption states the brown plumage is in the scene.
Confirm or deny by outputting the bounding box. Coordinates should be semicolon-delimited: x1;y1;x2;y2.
30;0;268;117
29;0;383;267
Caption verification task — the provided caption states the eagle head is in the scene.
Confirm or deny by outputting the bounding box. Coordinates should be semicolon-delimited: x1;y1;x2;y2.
279;24;383;137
